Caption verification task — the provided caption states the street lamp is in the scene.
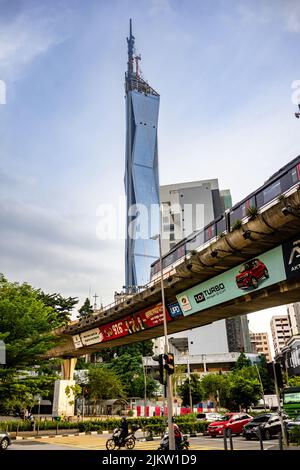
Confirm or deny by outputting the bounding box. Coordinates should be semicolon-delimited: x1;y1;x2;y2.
151;233;175;450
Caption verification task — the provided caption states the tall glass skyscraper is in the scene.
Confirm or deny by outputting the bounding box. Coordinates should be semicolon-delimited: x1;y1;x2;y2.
124;20;160;289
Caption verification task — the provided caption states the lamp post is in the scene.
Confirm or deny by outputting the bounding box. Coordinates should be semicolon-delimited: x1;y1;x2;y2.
151;233;175;450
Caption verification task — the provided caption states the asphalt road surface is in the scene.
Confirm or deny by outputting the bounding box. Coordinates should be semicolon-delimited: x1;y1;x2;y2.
7;434;280;451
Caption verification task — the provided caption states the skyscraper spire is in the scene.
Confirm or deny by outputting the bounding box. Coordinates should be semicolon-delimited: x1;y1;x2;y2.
127;19;135;77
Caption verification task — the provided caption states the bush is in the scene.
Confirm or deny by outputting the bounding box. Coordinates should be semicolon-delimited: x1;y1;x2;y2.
289;426;300;444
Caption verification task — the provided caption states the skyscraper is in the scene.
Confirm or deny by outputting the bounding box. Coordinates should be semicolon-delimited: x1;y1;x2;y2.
124;20;160;289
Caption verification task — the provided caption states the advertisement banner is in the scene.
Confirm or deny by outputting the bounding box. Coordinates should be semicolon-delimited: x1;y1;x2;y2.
176;245;286;316
282;235;300;280
167;302;183;319
72;303;171;348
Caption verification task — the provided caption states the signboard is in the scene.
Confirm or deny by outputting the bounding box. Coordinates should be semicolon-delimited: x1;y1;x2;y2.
167;302;183;319
282;236;300;279
176;245;286;316
72;334;83;349
80;328;103;346
72;303;171;349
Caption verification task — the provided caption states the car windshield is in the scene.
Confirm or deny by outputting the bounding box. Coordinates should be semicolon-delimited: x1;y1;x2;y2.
251;416;270;423
218;415;231;421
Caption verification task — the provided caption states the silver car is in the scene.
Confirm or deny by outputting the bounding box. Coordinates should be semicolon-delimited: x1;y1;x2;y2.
0;432;11;450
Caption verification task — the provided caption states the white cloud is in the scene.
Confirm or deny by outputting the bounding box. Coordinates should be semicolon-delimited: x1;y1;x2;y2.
283;0;300;33
0;4;72;79
148;0;172;16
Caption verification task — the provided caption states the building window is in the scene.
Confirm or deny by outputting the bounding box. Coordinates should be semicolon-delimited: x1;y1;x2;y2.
169;233;175;241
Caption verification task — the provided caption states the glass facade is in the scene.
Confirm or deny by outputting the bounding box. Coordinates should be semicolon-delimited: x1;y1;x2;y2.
124;24;160;288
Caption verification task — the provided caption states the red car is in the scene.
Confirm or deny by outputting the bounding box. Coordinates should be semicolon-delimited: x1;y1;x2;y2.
207;413;253;437
235;258;269;289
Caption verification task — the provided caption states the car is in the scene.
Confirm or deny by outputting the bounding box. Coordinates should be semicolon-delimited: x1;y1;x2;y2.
286;415;300;433
0;432;11;450
207;413;253;437
196;412;223;422
243;413;289;440
235;259;269;289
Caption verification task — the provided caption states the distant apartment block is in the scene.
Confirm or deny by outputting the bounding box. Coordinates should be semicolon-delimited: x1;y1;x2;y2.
287;302;300;336
250;331;272;362
270;315;292;357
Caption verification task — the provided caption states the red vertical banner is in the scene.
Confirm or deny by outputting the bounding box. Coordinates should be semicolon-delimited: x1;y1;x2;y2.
146;406;149;417
137;406;141;417
155;406;160;416
197;407;203;412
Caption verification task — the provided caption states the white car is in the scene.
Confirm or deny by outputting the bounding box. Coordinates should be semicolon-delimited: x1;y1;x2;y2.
196;412;223;422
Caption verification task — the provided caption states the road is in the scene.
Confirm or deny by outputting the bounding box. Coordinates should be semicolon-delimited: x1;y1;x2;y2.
8;434;280;451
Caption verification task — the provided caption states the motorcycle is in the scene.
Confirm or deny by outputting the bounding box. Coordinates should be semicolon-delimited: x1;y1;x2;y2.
157;431;190;451
106;428;136;450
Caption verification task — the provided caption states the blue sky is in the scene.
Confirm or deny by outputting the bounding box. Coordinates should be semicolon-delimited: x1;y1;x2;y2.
0;0;299;344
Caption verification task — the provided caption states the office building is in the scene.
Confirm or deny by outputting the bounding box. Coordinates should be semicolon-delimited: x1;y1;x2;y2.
124;20;160;288
250;331;272;362
287;302;300;336
153;179;252;356
270;315;292;357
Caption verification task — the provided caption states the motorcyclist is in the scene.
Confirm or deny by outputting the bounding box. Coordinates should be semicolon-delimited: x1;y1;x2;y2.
172;417;183;450
119;416;128;444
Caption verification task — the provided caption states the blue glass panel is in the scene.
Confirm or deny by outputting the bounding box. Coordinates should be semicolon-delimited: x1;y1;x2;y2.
132;165;159;206
131;91;159;125
133;125;157;167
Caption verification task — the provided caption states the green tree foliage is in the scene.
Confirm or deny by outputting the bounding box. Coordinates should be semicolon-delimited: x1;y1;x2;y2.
226;367;262;411
179;373;203;406
77;298;93;319
108;351;158;398
37;291;78;326
287;376;300;387
0;276;64;414
201;373;229;408
234;352;252;370
88;365;125;400
256;355;274;394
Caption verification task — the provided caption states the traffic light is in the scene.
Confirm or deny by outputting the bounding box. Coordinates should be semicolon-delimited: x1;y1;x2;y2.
152;354;165;385
164;353;175;376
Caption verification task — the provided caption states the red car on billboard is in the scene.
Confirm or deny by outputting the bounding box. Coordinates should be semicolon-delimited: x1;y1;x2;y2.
207;413;253;437
235;258;269;289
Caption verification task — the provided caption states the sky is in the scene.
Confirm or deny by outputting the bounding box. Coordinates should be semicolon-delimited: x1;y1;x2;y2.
0;0;299;351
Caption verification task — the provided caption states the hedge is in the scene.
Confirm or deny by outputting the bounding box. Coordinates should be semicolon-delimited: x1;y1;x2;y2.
289;426;300;444
0;415;209;436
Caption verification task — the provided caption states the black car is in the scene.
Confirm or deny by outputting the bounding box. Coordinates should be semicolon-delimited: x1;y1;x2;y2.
243;413;288;440
0;432;11;450
286;415;300;433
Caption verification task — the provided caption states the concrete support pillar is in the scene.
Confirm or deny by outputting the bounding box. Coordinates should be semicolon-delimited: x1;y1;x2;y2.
61;357;77;380
52;357;77;417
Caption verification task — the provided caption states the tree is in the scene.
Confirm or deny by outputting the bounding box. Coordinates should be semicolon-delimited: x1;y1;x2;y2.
37;291;78;326
179;374;203;406
226;368;262;411
256;355;274;394
201;373;229;409
234;352;252;370
77;298;93;319
108;351;158;398
87;365;125;415
0;276;63;414
287;376;300;387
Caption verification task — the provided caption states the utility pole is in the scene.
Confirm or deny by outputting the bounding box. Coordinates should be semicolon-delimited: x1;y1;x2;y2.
142;356;147;417
272;361;288;447
255;363;267;412
187;355;193;412
151;233;175;450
